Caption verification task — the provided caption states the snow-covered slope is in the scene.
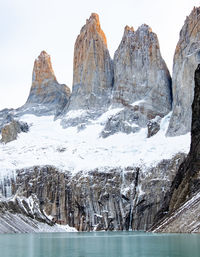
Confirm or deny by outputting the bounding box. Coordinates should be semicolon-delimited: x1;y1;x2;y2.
0;108;190;181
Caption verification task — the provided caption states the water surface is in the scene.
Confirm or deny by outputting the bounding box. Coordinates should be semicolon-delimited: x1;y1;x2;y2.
1;231;200;257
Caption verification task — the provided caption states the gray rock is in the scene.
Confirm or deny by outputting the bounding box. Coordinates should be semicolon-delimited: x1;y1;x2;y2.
151;191;200;233
101;108;142;138
167;7;200;136
0;109;14;133
112;25;172;116
147;118;161;138
151;65;200;233
1;120;29;144
61;110;101;129
100;25;172;138
4;154;185;232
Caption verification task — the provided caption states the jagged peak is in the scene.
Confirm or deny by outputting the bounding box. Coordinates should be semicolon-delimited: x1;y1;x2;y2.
188;6;200;19
124;25;134;33
181;6;200;29
88;13;100;24
175;6;200;56
184;6;200;27
80;13;107;46
137;24;153;33
123;25;134;38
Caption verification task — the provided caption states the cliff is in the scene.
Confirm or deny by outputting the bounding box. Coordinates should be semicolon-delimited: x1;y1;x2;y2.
151;64;200;233
0;10;198;233
167;7;200;136
101;24;172;137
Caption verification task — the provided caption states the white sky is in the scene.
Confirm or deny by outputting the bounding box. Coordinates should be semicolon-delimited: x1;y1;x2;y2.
0;0;200;110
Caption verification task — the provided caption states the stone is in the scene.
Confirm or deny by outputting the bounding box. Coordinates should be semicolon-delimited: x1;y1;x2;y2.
63;13;113;112
5;153;184;232
152;64;200;231
20;51;71;116
100;24;172;137
147;118;161;138
101;108;142;138
112;24;172;117
1;120;29;144
151;191;200;233
167;7;200;136
0;108;14;133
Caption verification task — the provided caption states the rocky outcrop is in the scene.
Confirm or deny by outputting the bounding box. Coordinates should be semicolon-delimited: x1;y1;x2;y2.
63;13;113;112
0;108;14;133
147;118;161;138
151;64;200;232
5;153;184;232
20;51;70;116
1;120;28;144
167;7;200;136
101;108;141;138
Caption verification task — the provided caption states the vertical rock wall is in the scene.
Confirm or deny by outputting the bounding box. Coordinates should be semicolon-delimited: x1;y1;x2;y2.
167;7;200;136
112;24;172;116
66;13;113;112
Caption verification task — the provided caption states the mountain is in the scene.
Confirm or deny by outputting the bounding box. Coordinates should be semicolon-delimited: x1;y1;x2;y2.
20;50;71;116
167;7;200;136
101;24;172;137
0;10;198;233
0;51;70;142
113;25;171;112
63;13;113;112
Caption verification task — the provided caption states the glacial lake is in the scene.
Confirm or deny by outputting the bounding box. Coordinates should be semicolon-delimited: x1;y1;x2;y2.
1;231;200;257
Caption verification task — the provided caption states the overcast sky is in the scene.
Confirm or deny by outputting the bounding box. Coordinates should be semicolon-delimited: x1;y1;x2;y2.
0;0;200;110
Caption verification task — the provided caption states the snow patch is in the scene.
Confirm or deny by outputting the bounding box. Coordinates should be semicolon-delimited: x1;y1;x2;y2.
130;100;146;106
0;111;190;180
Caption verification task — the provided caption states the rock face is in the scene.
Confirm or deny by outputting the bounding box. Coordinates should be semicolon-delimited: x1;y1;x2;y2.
1;120;28;144
0;194;76;233
6;153;184;232
64;13;113;112
112;25;172;115
151;191;200;233
101;25;172;136
21;51;70;116
167;7;200;136
151;65;200;232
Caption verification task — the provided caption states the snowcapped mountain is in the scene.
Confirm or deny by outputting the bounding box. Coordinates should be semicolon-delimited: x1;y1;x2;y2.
0;8;199;233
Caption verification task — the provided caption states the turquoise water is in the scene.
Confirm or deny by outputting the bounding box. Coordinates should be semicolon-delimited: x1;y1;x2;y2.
0;231;200;257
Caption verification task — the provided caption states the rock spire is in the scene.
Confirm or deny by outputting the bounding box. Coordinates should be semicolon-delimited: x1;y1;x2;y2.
66;13;113;111
112;24;172;115
24;51;70;115
101;24;172;137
